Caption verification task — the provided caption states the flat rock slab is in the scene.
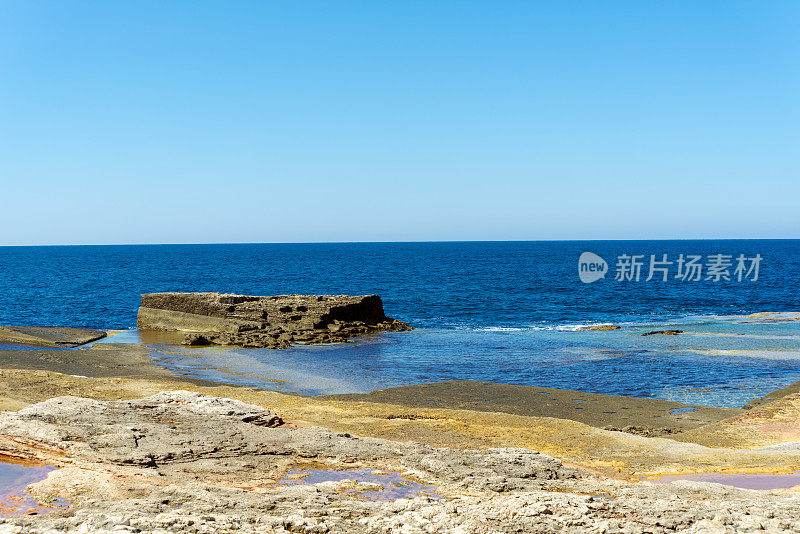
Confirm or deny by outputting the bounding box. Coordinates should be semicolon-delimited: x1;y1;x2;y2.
0;345;215;385
137;292;411;348
324;380;742;436
0;325;106;348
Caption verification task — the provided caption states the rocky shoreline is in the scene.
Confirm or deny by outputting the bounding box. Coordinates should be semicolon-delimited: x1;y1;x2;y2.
1;390;800;533
137;292;412;348
1;325;800;531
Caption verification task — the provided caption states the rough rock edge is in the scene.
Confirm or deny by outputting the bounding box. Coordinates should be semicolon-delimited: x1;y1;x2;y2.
136;292;412;349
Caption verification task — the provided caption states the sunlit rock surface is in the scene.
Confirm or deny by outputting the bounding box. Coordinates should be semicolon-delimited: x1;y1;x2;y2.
0;392;799;532
137;292;411;348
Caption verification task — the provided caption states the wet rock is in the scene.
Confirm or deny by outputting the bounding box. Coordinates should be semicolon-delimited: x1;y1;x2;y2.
641;330;683;336
0;325;106;348
183;333;212;346
576;325;622;331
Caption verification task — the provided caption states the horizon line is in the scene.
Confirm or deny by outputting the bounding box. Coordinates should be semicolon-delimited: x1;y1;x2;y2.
2;237;799;248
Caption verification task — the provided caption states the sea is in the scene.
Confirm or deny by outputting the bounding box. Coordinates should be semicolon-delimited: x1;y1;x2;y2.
1;240;798;408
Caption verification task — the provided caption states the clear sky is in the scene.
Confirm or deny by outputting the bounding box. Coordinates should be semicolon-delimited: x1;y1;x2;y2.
1;1;798;245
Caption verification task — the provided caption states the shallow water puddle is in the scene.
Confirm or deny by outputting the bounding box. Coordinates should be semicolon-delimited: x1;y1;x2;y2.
0;461;65;516
277;468;443;501
651;471;800;490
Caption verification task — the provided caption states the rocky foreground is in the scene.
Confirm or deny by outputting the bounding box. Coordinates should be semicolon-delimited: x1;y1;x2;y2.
0;391;799;533
137;292;412;348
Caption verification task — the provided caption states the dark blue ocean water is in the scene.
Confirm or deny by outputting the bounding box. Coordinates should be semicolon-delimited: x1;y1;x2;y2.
1;241;799;406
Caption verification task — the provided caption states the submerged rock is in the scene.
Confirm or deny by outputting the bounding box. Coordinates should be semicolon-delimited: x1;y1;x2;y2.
576;325;621;331
641;329;683;336
136;292;412;348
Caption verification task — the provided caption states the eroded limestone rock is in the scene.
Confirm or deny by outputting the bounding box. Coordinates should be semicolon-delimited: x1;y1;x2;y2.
136;292;412;348
0;393;799;533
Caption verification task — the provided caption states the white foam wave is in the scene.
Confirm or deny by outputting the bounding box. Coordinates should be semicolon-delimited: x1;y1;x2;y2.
475;326;529;332
469;322;634;333
688;349;800;361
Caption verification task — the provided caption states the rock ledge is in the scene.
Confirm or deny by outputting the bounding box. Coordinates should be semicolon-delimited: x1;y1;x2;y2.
136;292;412;348
0;325;106;347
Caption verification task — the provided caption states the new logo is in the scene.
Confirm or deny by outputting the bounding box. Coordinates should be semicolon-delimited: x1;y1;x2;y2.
578;252;608;283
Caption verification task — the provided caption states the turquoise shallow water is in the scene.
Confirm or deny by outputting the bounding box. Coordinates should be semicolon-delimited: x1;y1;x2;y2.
3;240;800;408
100;313;800;408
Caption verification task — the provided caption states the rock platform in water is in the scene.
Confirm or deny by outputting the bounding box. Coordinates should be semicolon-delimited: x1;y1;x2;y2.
641;329;684;336
136;292;412;348
0;325;106;348
575;324;621;331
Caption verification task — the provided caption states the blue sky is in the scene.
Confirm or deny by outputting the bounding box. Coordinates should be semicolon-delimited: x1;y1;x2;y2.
1;1;798;245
